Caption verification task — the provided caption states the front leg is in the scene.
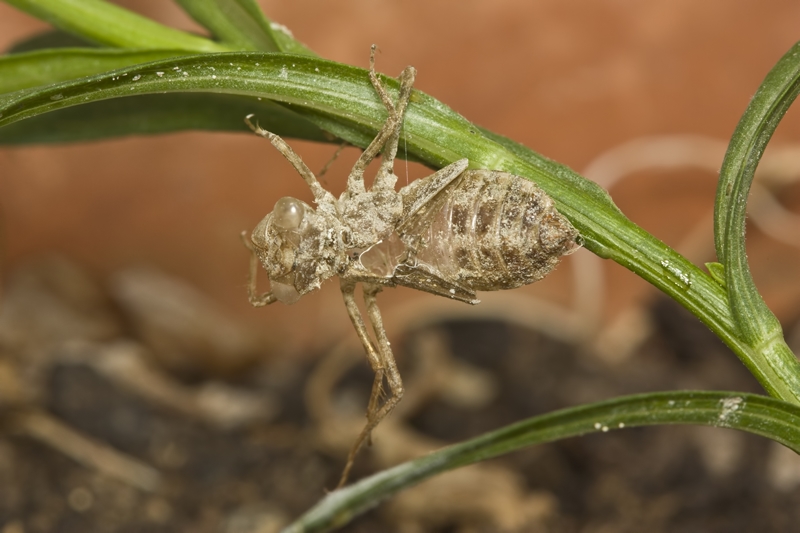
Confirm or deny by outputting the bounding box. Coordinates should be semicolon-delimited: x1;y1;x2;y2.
373;61;416;192
244;115;336;206
345;46;417;196
240;231;277;307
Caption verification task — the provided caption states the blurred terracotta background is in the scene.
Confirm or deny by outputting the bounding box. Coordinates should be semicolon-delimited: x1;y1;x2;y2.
2;0;800;361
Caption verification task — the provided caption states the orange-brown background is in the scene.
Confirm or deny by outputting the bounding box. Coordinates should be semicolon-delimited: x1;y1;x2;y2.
2;0;800;358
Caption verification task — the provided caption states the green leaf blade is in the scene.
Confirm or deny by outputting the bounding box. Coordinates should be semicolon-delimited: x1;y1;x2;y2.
0;48;194;94
4;0;232;51
714;41;800;402
0;92;331;143
715;41;800;264
5;28;96;54
281;391;800;533
171;0;315;55
173;0;279;52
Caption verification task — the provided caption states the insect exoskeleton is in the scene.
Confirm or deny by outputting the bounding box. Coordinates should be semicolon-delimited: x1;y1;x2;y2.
242;45;580;487
405;169;579;291
353;166;580;303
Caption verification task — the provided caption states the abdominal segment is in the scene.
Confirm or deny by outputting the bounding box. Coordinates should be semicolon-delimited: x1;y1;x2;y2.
357;170;578;294
412;170;578;291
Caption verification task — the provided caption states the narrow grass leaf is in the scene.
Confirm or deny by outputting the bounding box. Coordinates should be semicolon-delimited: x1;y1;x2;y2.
3;0;232;51
0;92;330;143
0;48;193;94
173;0;280;52
281;391;800;533
4;28;95;54
714;41;800;402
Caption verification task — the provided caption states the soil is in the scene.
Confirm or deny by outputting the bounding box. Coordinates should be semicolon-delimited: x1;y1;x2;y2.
1;258;800;533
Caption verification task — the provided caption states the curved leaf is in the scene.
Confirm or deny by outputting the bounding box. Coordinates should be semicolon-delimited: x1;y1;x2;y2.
172;0;315;55
173;0;279;52
715;41;800;265
5;28;96;54
0;48;194;94
4;0;232;51
262;20;316;57
281;391;800;533
714;41;800;401
0;92;330;143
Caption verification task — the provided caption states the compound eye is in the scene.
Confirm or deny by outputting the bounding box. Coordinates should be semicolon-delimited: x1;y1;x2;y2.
272;197;304;230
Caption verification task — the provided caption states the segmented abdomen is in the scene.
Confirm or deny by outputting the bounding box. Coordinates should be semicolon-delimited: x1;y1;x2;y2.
413;170;578;291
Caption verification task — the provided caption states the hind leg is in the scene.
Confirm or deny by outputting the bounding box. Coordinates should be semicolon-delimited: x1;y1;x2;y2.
337;281;404;487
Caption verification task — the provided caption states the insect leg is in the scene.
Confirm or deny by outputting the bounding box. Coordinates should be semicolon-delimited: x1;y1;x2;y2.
373;63;416;192
362;283;404;425
240;231;277;307
244;114;336;205
338;279;393;487
367;45;397;114
344;46;413;196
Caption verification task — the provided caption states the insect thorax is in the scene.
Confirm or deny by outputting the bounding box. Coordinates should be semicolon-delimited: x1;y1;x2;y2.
339;188;403;250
